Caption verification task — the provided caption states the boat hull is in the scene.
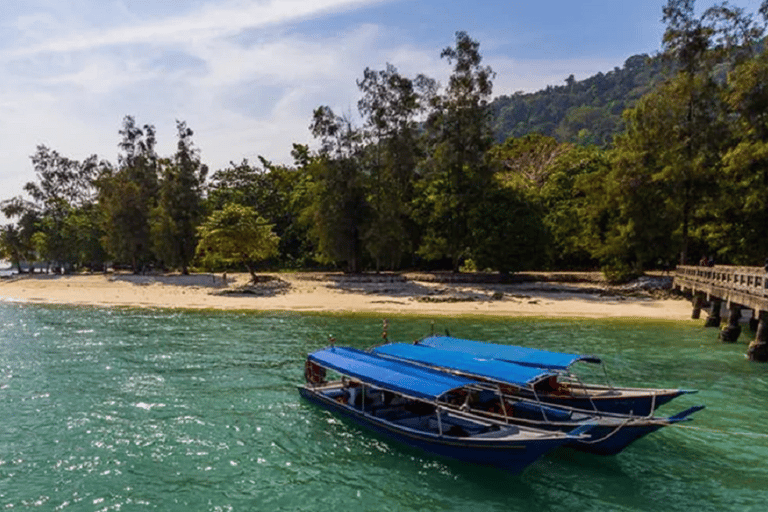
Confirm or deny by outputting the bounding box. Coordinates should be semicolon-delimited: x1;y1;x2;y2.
465;399;704;456
565;422;666;455
299;386;570;474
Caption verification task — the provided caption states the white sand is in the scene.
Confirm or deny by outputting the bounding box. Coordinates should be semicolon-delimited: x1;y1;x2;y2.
0;271;695;320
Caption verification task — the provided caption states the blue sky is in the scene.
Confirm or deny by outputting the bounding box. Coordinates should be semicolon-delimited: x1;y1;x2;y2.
0;0;763;208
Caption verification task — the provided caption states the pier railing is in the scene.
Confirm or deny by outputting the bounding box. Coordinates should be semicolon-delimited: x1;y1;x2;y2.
674;265;768;311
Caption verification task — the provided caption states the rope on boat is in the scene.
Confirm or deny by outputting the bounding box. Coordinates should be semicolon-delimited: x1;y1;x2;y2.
577;417;633;444
670;424;768;438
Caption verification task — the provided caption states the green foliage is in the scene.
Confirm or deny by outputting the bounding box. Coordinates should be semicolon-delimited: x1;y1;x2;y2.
302;155;367;272
151;121;208;274
490;134;574;190
490;54;667;147
539;146;609;268
468;186;547;274
608;74;725;269
98;116;159;272
303;106;368;272
64;203;108;269
357;64;428;270
1;145;105;271
707;47;768;263
0;224;32;271
601;260;641;284
417;31;496;270
97;174;148;269
488;135;608;270
208;156;317;268
195;203;280;281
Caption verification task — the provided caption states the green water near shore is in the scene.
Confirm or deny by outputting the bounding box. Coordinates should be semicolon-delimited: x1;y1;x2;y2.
0;303;766;511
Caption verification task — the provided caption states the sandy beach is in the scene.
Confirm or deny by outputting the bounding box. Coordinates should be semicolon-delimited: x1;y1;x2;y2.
0;271;695;320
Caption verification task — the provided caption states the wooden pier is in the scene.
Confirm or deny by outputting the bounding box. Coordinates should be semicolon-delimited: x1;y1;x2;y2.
673;265;768;361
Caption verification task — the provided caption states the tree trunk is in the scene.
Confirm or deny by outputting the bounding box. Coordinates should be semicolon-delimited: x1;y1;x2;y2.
244;261;258;283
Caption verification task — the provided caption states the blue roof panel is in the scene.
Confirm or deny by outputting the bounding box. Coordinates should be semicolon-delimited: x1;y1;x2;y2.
308;346;474;401
372;343;553;387
417;336;602;370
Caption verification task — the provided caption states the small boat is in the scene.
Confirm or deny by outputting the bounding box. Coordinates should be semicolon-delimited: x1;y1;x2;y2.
299;346;592;473
371;342;704;455
414;336;696;416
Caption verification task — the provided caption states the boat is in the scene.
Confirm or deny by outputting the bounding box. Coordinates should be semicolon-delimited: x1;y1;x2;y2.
298;346;593;473
371;342;704;455
414;336;696;416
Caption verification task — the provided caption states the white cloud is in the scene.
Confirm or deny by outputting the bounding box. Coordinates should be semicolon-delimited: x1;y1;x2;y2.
0;0;402;211
6;0;390;58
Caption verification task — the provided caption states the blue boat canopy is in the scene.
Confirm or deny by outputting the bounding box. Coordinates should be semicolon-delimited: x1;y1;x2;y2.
372;343;554;387
308;346;475;401
417;336;602;371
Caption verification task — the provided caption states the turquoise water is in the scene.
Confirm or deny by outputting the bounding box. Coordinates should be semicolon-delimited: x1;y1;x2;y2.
1;303;766;511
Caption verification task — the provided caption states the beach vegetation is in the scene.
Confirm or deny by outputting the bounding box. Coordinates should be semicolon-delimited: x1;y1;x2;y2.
97;116;159;273
195;203;280;282
3;2;768;278
150;121;208;275
415;32;496;272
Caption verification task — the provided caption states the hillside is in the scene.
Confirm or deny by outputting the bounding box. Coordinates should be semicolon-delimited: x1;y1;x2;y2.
490;53;669;147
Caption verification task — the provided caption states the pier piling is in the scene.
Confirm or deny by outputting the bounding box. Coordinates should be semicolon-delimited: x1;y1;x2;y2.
719;304;742;342
748;311;768;362
691;293;704;319
674;265;768;361
704;298;722;328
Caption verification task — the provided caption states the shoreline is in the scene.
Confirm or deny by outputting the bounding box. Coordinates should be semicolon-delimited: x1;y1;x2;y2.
0;271;696;320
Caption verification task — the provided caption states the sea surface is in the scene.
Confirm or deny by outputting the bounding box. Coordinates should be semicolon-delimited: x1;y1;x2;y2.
1;303;766;511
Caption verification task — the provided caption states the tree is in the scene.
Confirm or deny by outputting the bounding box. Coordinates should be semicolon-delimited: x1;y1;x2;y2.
660;0;718;265
151;121;208;274
206;159;262;211
207;157;312;267
490;135;607;269
490;134;573;190
0;198;39;272
62;202;107;270
195;203;280;282
416;31;496;270
596;74;725;277
357;64;431;269
0;224;33;272
1;145;103;272
304;106;367;272
659;0;765;264
468;186;547;274
712;46;768;263
98;116;159;272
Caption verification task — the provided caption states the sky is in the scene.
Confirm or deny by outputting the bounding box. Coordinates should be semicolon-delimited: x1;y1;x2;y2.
0;0;764;211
